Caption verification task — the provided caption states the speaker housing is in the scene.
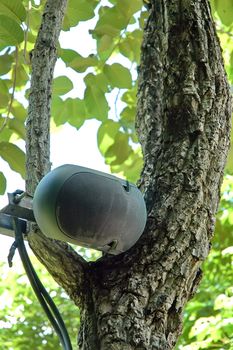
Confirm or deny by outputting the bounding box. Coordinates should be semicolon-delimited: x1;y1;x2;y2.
33;164;147;255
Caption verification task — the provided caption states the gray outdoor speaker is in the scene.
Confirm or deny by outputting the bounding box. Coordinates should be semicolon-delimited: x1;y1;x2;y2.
33;164;147;255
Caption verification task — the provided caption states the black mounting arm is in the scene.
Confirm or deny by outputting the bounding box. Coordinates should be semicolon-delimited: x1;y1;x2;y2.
0;190;34;239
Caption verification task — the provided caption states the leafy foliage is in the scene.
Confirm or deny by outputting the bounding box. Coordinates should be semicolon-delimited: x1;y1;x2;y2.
0;247;100;350
0;256;79;350
52;76;73;96
176;176;233;350
0;142;25;178
0;0;148;193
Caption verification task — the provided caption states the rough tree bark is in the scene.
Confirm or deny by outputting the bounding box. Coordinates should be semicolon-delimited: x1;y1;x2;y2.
26;1;232;350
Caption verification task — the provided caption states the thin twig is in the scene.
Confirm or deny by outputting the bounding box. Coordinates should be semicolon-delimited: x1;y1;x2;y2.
114;89;121;120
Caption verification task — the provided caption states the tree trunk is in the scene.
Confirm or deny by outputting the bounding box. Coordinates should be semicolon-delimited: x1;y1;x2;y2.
76;1;231;349
26;1;232;350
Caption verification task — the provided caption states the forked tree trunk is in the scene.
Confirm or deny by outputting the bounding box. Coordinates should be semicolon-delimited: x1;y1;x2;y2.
27;1;232;350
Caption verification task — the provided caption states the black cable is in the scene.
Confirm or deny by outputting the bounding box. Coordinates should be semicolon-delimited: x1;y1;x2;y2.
12;217;72;350
8;240;18;267
12;217;66;348
13;217;72;349
17;245;71;348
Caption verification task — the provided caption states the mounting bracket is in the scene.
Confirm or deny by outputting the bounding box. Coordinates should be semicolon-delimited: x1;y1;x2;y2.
0;191;34;239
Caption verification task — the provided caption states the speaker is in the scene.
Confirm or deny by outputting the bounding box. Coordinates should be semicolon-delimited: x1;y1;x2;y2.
33;164;147;255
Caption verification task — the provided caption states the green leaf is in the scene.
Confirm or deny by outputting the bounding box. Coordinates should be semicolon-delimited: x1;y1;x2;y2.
53;76;73;96
29;7;41;34
10;101;27;121
209;0;216;14
84;86;109;120
97;34;113;53
0;171;6;195
0;115;4;130
0;79;9;108
121;86;137;106
59;48;77;64
225;161;233;176
215;0;233;26
62;0;95;31
97;120;119;155
8;118;26;139
0;15;24;46
0;52;13;75
60;49;98;73
51;96;86;127
130;132;139;143
104;63;132;89
14;64;28;88
0;121;12;141
96;36;115;61
51;96;69;125
105;132;132;165
70;54;98;73
94;6;128;38
84;73;109;93
119;30;143;63
0;142;25;178
120;106;136;129
139;9;149;30
66;98;86;129
110;149;143;183
227;49;233;85
0;0;26;23
117;0;143;19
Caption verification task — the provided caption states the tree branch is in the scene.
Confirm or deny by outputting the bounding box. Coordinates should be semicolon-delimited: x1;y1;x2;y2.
26;0;88;304
26;0;67;194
